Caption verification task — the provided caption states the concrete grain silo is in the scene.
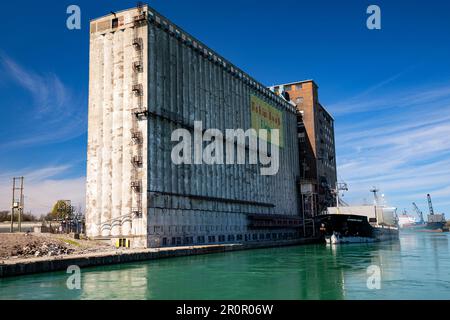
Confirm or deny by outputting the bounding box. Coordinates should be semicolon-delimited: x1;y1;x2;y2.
86;4;302;248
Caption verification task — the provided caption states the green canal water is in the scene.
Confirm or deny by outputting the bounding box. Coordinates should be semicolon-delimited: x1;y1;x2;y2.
1;231;450;300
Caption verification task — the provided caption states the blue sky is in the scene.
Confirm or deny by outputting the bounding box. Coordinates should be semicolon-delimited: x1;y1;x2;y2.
0;0;449;216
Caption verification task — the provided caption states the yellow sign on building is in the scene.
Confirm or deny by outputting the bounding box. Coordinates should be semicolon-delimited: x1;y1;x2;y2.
250;95;284;147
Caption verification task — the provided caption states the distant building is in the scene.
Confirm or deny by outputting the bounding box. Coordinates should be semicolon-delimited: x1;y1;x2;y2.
271;80;337;216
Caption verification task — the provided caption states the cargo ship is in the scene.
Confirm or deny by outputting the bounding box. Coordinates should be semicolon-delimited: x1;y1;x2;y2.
423;214;448;232
318;187;399;244
415;195;449;232
398;211;418;229
423;194;449;232
407;216;449;232
398;203;427;230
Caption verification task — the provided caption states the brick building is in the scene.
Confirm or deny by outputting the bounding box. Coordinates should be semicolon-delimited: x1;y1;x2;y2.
271;80;337;217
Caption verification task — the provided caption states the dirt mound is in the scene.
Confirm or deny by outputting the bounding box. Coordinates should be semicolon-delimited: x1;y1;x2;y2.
0;233;113;261
0;234;74;259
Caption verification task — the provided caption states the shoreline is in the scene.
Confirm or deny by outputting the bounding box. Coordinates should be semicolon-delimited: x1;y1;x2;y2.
0;238;320;278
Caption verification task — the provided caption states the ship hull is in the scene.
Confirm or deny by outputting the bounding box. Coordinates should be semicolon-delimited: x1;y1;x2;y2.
400;223;427;230
325;234;375;244
420;222;449;232
318;214;399;245
405;222;450;232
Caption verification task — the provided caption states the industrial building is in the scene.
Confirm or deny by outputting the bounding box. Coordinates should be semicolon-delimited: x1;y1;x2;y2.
86;4;305;248
270;81;337;217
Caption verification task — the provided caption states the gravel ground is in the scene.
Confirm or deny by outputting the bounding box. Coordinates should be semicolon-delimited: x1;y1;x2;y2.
0;233;111;261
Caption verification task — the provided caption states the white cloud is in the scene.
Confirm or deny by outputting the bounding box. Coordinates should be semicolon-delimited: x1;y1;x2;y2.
333;79;450;214
0;166;86;216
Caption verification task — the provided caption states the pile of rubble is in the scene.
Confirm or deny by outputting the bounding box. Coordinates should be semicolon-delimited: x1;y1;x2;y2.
1;233;111;261
11;242;75;258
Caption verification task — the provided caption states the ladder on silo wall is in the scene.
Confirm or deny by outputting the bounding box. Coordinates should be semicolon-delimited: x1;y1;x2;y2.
130;5;148;224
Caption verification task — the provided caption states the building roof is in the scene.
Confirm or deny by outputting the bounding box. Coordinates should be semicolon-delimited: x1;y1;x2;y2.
318;103;335;121
271;79;319;89
270;80;335;121
90;4;297;114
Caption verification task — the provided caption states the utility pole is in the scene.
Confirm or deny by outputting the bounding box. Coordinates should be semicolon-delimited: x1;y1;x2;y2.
19;177;24;232
10;177;24;233
10;179;15;233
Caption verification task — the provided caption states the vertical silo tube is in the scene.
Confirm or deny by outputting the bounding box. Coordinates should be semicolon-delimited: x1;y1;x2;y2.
148;23;156;197
111;31;124;237
94;36;105;237
191;44;198;198
198;48;206;202
175;33;183;199
169;33;178;197
101;32;113;237
121;26;133;236
163;28;170;196
154;27;162;196
232;76;238;210
181;40;189;199
204;57;211;200
219;67;226;206
87;32;102;237
212;62;219;200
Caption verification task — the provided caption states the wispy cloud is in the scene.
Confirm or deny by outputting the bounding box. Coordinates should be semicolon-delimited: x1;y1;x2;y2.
0;165;85;215
0;165;72;182
330;81;450;116
0;54;87;215
347;69;409;101
333;77;450;214
0;54;87;149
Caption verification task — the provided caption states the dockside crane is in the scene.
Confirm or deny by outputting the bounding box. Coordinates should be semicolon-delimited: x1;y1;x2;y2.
425;194;448;230
370;186;381;205
412;202;425;224
427;194;435;216
332;182;349;215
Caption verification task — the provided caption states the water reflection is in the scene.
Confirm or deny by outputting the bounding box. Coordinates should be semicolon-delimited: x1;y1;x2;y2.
81;265;150;300
1;232;450;300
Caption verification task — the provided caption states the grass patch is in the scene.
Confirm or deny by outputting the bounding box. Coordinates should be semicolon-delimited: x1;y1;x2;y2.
59;238;81;247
